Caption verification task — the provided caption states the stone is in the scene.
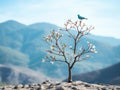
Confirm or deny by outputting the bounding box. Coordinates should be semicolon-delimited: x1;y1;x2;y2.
37;84;41;86
28;84;32;88
1;81;120;90
39;85;45;90
1;87;5;90
101;87;107;90
116;87;120;90
42;80;50;84
84;84;91;87
23;84;29;88
71;86;78;90
36;87;41;90
14;85;18;89
56;83;61;86
97;87;101;90
48;84;55;89
56;86;66;90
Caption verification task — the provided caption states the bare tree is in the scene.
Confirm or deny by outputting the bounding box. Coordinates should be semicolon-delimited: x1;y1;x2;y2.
43;19;97;83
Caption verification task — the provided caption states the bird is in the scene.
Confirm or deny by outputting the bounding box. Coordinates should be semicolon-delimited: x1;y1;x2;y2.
77;14;87;20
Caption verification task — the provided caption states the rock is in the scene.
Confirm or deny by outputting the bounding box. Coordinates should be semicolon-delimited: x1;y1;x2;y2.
55;82;61;86
97;87;101;90
1;87;5;90
37;84;41;86
18;84;23;88
14;85;18;89
42;80;50;84
36;87;41;90
28;84;32;88
84;84;91;87
39;85;45;89
48;84;55;89
116;87;120;90
0;81;120;90
56;86;66;90
22;84;29;88
101;87;107;90
71;86;78;90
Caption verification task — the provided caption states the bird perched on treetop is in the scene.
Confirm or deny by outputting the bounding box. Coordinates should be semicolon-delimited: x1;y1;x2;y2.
77;14;87;20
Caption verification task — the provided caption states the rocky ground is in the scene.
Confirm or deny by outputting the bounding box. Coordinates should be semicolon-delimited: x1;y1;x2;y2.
0;80;120;90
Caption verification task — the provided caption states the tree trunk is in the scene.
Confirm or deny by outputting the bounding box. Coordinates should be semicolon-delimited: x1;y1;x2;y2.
68;67;72;83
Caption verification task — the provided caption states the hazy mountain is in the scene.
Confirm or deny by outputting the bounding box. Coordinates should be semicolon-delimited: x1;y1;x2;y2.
0;20;120;83
88;35;120;46
0;64;49;84
0;20;26;31
0;45;30;66
114;45;120;58
0;20;26;50
29;22;58;31
71;61;120;85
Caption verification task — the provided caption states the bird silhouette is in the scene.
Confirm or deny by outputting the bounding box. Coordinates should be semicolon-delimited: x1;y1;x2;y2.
77;14;87;20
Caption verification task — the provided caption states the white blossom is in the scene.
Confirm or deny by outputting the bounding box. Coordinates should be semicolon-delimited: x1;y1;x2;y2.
89;43;92;47
50;61;54;64
51;45;55;50
69;45;72;49
87;41;90;44
92;45;96;49
73;53;77;57
79;47;82;51
90;49;97;53
42;59;46;63
94;50;98;53
86;55;90;58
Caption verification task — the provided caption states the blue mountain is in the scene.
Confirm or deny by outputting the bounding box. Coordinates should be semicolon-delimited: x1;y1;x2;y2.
0;20;26;31
0;64;49;84
0;20;120;83
71;60;120;85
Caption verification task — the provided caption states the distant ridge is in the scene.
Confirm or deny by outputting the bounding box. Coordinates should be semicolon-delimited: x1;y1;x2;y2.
0;64;49;84
1;20;25;25
0;20;120;84
71;62;120;85
88;35;120;46
29;22;58;30
0;20;26;31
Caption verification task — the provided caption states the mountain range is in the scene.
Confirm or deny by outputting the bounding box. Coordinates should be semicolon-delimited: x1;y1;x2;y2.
0;20;120;84
72;62;120;85
0;64;49;84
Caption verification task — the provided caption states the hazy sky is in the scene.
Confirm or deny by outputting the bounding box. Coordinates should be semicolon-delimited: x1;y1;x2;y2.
0;0;120;38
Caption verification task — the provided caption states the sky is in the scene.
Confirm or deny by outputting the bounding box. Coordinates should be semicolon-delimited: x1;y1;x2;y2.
0;0;120;39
